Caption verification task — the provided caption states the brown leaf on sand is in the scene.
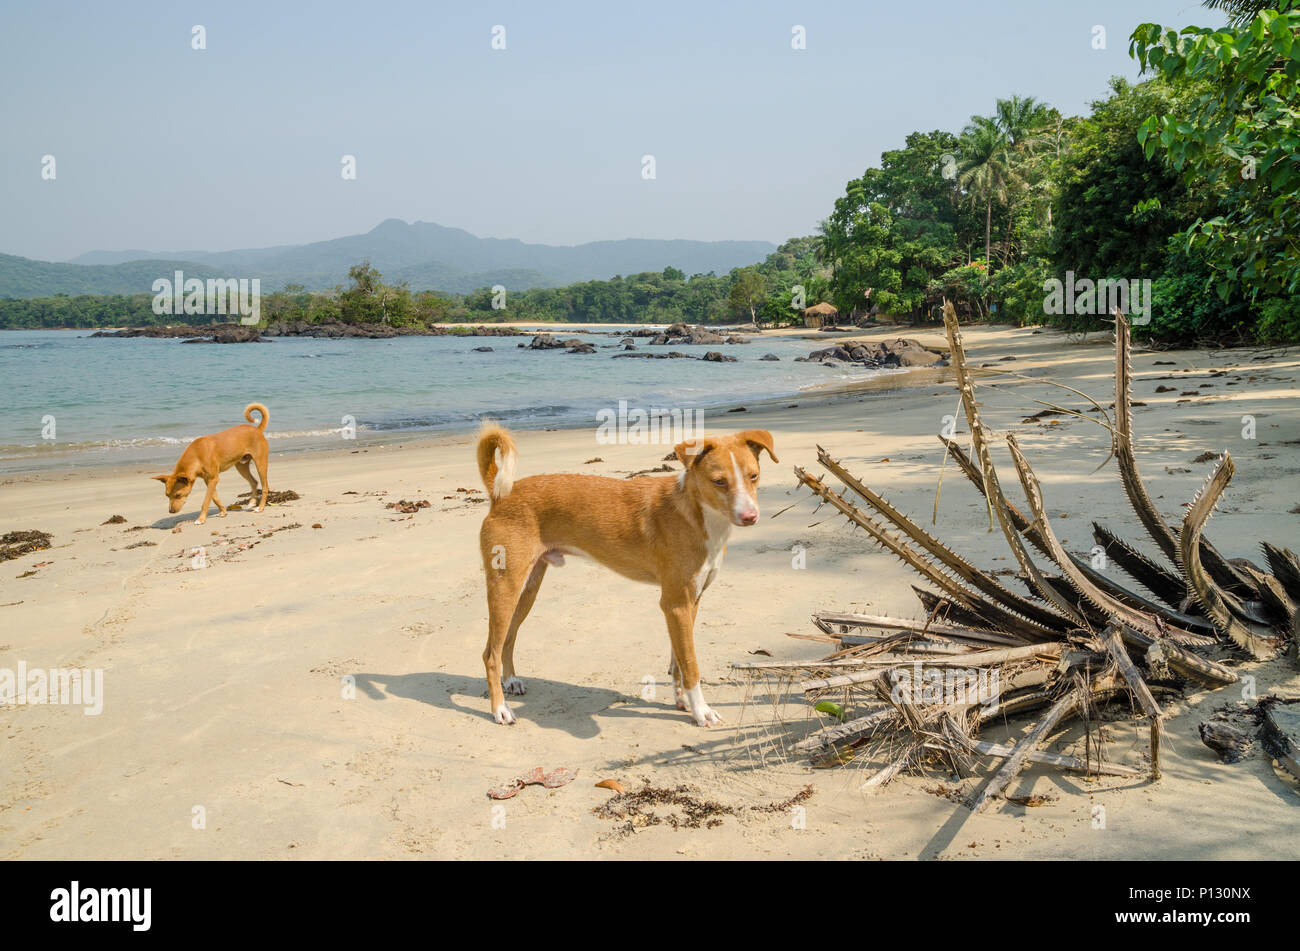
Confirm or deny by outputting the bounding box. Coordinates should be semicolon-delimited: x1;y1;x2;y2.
488;766;578;799
518;766;547;786
1006;794;1055;807
595;779;625;794
541;767;577;788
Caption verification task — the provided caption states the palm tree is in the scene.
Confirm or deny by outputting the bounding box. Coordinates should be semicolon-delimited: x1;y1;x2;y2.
997;95;1050;150
993;96;1053;261
956;116;1013;266
1201;0;1276;27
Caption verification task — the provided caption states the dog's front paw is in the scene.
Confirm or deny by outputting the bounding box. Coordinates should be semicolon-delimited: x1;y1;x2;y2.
681;685;721;727
493;704;516;725
502;676;527;696
675;687;687;711
692;705;722;727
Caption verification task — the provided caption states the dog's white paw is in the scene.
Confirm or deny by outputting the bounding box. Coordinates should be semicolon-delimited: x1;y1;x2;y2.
693;705;722;727
682;685;721;727
494;703;516;725
502;676;527;696
675;687;687;711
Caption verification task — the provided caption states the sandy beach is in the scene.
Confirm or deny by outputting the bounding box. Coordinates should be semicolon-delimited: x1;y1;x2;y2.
2;323;1297;860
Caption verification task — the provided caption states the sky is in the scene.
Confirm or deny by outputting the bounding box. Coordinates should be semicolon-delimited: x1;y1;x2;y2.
0;0;1223;262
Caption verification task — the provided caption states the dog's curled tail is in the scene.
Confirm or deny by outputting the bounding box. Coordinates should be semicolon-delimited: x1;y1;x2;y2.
477;422;517;502
244;403;270;431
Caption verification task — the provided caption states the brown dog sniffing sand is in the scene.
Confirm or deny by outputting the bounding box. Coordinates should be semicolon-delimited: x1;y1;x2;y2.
152;403;271;524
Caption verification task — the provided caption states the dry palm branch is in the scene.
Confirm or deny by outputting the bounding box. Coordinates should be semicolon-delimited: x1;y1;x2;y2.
735;302;1300;808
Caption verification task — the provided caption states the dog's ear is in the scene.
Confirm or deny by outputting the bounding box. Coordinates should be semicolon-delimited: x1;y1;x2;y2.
738;429;778;464
151;474;170;483
675;438;716;468
173;475;189;486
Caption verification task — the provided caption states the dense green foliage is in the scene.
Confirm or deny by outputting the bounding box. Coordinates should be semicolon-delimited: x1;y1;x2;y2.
0;293;158;328
452;237;824;325
1132;1;1300;304
810;0;1300;343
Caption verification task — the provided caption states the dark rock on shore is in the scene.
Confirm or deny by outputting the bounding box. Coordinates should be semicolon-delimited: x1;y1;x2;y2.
180;324;266;344
612;351;692;359
468;325;530;336
646;323;751;347
261;321;530;339
525;333;586;350
91;325;200;339
803;337;947;368
92;323;266;343
93;323;265;342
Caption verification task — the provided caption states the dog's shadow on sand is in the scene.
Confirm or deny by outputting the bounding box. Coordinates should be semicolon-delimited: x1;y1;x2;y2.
148;506;241;531
352;670;676;739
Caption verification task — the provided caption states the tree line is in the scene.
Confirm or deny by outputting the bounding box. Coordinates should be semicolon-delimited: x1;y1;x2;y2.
817;0;1299;343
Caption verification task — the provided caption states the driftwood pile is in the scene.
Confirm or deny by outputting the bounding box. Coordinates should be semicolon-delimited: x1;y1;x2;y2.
735;303;1300;808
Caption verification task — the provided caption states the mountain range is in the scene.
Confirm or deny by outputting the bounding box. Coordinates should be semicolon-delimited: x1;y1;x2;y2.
0;219;776;298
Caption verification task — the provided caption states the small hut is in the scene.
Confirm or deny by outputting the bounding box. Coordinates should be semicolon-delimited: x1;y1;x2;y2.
802;301;838;328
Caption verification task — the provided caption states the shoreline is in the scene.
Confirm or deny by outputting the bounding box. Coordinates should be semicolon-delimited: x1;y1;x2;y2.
5;320;1291;480
4;320;875;339
0;322;959;478
0;357;946;484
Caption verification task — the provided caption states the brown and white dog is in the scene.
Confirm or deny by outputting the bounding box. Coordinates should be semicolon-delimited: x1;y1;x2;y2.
151;403;271;524
475;422;777;726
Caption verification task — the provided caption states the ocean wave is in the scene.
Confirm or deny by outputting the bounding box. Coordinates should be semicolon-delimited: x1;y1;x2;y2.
364;404;577;432
0;428;357;457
